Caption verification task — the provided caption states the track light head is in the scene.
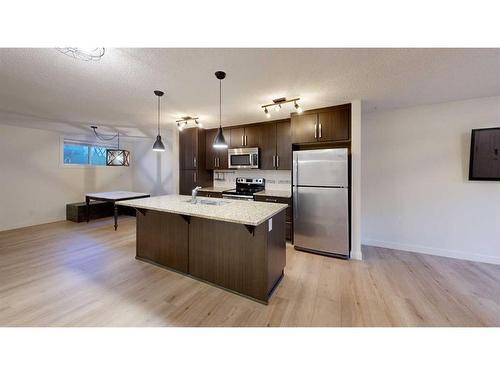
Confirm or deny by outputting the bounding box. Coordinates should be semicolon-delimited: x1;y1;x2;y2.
295;101;303;114
275;104;281;112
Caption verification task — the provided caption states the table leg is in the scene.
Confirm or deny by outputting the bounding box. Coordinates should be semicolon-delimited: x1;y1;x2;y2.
114;204;118;231
86;197;90;223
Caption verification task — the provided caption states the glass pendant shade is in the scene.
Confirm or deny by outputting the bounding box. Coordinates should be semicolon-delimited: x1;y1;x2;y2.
106;149;130;166
213;127;228;149
152;135;166;151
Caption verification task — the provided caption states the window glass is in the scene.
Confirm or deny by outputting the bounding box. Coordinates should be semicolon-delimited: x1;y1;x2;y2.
90;146;107;165
63;143;89;164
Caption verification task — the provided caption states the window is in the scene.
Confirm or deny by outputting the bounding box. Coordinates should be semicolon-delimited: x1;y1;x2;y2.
63;141;108;166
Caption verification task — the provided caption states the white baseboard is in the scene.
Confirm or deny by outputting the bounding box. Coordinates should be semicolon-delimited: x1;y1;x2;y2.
362;239;500;265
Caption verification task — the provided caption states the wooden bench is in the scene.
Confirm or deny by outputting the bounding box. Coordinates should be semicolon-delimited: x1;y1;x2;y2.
66;201;136;223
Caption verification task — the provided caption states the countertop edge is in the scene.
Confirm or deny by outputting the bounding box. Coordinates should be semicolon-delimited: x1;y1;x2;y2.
117;200;287;226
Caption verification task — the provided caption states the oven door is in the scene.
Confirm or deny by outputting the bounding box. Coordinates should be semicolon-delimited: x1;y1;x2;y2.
228;148;259;169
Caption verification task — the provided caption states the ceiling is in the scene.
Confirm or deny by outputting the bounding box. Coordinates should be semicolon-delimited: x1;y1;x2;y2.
1;48;500;138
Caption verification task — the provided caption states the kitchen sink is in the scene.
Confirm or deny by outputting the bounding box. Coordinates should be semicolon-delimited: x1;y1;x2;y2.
183;198;231;206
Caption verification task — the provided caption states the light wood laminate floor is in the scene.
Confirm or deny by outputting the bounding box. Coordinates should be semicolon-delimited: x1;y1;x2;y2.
1;217;499;326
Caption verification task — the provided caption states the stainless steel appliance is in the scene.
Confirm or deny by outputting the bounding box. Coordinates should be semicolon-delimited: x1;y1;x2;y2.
222;178;265;201
293;148;350;258
228;147;259;169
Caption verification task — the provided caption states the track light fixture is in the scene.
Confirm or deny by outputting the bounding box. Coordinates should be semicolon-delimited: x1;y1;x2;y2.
262;97;302;117
175;116;203;130
294;100;303;114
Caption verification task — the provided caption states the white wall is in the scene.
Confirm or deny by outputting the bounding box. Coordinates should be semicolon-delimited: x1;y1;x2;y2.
0;123;133;231
130;128;178;196
362;96;500;265
351;100;362;260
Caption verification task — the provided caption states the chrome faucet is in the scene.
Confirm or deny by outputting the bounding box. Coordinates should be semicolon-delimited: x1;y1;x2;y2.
191;186;202;203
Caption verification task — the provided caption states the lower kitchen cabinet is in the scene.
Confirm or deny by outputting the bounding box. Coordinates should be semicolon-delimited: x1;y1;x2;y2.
179;169;212;195
254;195;293;241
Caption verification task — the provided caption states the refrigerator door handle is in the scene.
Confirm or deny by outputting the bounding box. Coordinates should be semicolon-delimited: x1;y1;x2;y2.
293;186;298;221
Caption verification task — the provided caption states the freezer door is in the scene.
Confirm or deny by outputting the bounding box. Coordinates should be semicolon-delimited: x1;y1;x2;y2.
293;148;348;187
293;186;349;256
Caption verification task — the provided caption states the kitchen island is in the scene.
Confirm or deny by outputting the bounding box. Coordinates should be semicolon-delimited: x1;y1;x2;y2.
118;195;287;303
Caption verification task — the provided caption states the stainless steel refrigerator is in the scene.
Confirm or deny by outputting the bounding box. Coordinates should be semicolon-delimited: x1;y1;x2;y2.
292;148;350;258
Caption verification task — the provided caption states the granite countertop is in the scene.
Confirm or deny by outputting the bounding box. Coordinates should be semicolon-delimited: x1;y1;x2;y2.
117;195;287;226
198;186;230;193
254;190;292;198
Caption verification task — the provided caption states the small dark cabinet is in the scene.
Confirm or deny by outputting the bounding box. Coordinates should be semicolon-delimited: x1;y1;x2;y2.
205;128;229;170
291;104;351;144
259;120;291;170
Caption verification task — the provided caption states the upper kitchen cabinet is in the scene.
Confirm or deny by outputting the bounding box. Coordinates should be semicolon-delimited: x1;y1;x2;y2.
290;113;318;144
244;125;262;147
260;120;292;170
179;127;206;170
205;128;229;170
291;104;351;144
275;120;292;169
318;104;350;142
229;127;245;148
229;125;262;148
260;122;277;170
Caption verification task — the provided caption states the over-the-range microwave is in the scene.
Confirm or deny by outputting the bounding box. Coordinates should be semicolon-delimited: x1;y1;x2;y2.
228;147;259;169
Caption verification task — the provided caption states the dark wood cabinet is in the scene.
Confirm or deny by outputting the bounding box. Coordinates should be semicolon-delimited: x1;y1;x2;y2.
254;195;293;241
179;170;197;195
318;105;350;142
179;128;212;194
259;120;291;170
206;128;229;170
205;128;217;170
244;125;262;147
229;125;262;148
136;210;189;273
179;128;199;170
291;104;351;144
291;113;318;144
276;120;291;170
260;122;277;170
229;127;245;148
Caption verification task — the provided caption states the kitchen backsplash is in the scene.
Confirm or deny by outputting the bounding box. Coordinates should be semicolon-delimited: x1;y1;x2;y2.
213;169;292;192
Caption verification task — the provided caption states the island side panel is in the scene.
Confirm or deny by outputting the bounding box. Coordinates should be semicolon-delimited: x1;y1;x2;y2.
136;210;189;273
267;210;286;294
188;217;269;302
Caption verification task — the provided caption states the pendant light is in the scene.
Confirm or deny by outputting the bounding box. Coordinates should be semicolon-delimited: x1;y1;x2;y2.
213;71;228;149
152;90;166;152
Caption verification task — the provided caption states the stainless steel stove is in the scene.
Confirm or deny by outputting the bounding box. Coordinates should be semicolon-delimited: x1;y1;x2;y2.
222;178;265;201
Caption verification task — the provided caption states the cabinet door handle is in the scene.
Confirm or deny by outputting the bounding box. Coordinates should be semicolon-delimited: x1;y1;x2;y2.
314;123;318;139
272;155;276;168
319;123;322;139
194;157;197;168
266;198;278;202
194;172;197;182
241;135;244;146
245;135;248;146
217;157;220;168
276;155;280;168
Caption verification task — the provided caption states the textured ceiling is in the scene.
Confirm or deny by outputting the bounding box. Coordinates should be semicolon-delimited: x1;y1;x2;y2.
1;48;500;137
